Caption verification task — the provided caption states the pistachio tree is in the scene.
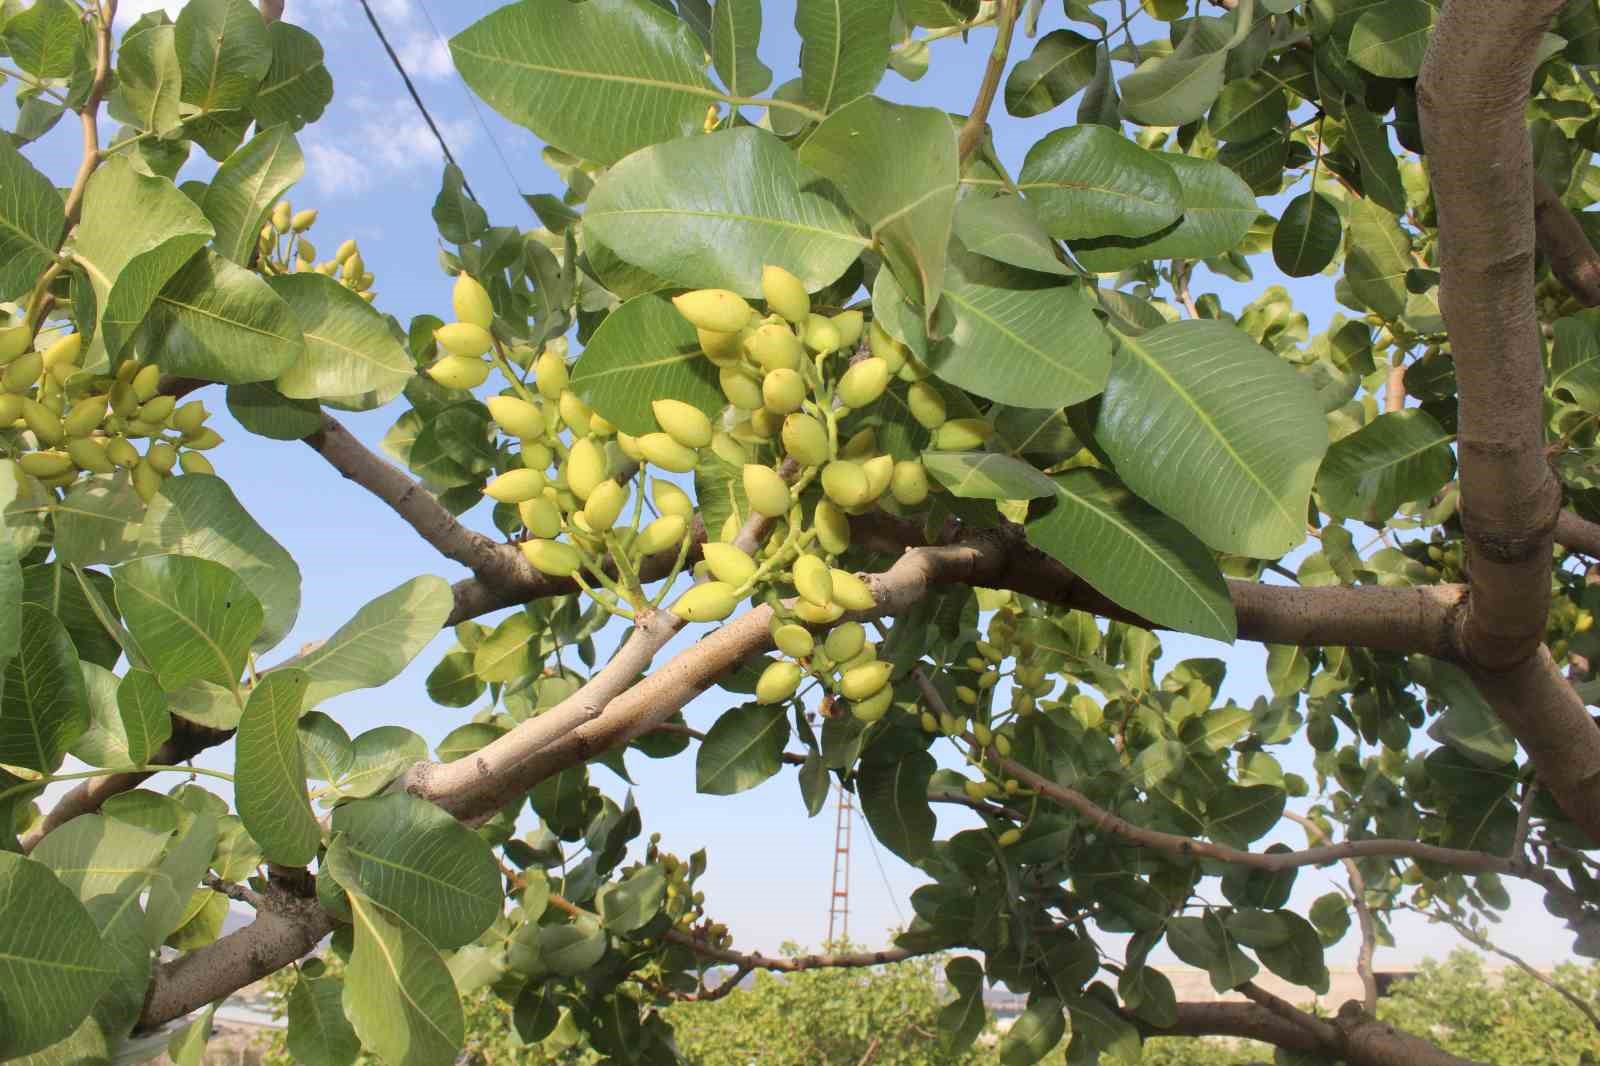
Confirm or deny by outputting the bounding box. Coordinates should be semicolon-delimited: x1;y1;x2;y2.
4;0;1600;1064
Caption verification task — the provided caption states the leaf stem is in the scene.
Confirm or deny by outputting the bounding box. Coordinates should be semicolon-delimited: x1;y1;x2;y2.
0;764;235;804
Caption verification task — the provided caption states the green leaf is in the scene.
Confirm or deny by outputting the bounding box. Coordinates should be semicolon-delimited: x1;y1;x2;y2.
202;124;304;266
1166;913;1258;991
1005;29;1098;117
0;534;16;665
0;606;89;772
1344;103;1406;215
1412;658;1518;767
287;966;360;1066
539;917;609;975
236;669;319;866
1026;468;1236;641
0;130;65;301
1348;0;1434;78
1272;191;1342;278
22;563;120;670
68;155;214;361
53;473;146;567
114;555;262;691
952;195;1074;277
300;711;354;784
927;247;1111;408
334;726;429;800
251;21;334;131
288;575;451;709
571;291;726;436
330;840;465;1066
1096;320;1327;558
432;164;486;246
227;381;324;440
1132;738;1186;788
174;0;271;114
0;853;116;1059
799;97;958;320
330;793;502;950
1253;912;1330;992
140;473;302;653
1315;408;1455;522
1072;153;1256;273
937;957;988;1053
473;612;539;685
1065;993;1142;1064
71;662;142;769
712;0;772;96
1553;312;1600;409
1344;197;1411;321
1208;75;1287;143
1120;48;1228;127
119;668;171;767
597;865;666;934
451;0;718;166
1017;124;1184;241
858;748;937;862
998;996;1065;1066
696;702;791;796
2;0;79;80
270;273;413;409
142;249;307;385
1207;784;1287;847
795;0;892;112
584;128;867;298
922;451;1057;500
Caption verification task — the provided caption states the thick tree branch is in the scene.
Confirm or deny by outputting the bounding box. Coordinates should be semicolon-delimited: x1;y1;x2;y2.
1534;174;1600;308
1558;509;1600;559
956;0;1020;161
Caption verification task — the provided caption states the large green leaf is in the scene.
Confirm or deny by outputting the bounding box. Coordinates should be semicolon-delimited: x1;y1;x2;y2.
858;748;936;862
1017;124;1183;241
330;792;502;951
1344;103;1406;215
926;246;1110;408
1065;993;1142;1063
2;0;80;81
236;669;319;866
202;124;304;266
142;250;306;385
1120;48;1228;127
0;606;88;772
1208;75;1287;143
251;22;334;131
22;563;120;670
998;997;1065;1066
1071;154;1256;273
1344;197;1410;321
1096;320;1327;558
71;663;144;770
597;866;667;934
119;668;171;768
451;0;718;166
288;965;360;1066
795;0;892;112
0;136;65;301
951;195;1074;277
1347;0;1434;78
114;555;262;692
1412;657;1518;767
329;840;465;1066
922;451;1057;500
571;291;726;436
696;702;790;796
270;273;414;409
53;473;146;567
1207;784;1287;847
1272;191;1342;278
1006;29;1098;117
1027;468;1236;641
68;156;214;362
712;0;772;97
1316;409;1455;522
0;853;117;1059
0;532;18;664
174;0;271;114
139;473;302;653
1165;912;1258;991
799;97;958;320
937;957;988;1054
584;128;868;298
290;575;453;709
333;726;430;800
1552;311;1600;409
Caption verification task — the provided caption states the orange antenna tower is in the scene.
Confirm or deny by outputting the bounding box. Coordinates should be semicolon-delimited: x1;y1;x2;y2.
826;784;853;945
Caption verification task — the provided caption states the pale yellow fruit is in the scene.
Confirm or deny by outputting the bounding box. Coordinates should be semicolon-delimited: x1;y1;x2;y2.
997;828;1022;847
781;413;830;467
522;539;582;577
720;513;742;542
63;396;105;438
67;437;114;474
291;208;318;232
636;514;687;555
19;450;73;478
638;432;698;473
831;310;864;350
840;661;892;701
793;599;845;624
21;399;61;445
453;273;494;330
335;238;359;263
772;623;815;658
756;660;804;704
748;408;781;439
837;357;890;409
535;350;569;400
703;542;757;587
814;499;851;554
720;366;764;410
179;451;215;476
672;289;754;333
131;461;163;501
565;437;608;500
890;460;928;505
0;326;29;363
829;570;875;611
762;265;810;323
428;355;490;390
131;363;162;401
486;395;545;438
761;368;805;414
2;352;42;392
824;622;865;662
821;460;870;508
590;414;616;437
146;441;177;475
792;553;832;607
0;394;19;424
670;581;740;622
138;395;176;425
653;480;694;518
271;200;292;231
183;427;224;450
171;400;208;436
40;332;81;371
860;455;892;502
840;428;877;460
616;431;644;462
851;684;894;722
485;468;546;503
868;321;908;372
743;464;791;518
652;398;713;449
934;418;994;450
435;322;493;359
802;313;841;353
105;437;139;468
907;382;946;429
557;390;593;434
583;479;628;529
518;496;563;539
698;327;744;365
744;322;804;372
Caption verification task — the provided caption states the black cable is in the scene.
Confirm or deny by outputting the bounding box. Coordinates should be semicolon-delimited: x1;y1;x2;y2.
356;0;478;202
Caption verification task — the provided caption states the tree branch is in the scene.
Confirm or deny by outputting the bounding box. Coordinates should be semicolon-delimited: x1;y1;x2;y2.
1534;174;1600;308
1557;510;1600;559
1286;811;1377;1013
956;0;1020;161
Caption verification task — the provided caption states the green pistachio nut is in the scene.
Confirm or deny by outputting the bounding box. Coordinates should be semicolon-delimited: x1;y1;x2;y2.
772;623;815;659
636;514;688;555
837;357;890;409
756;659;804;704
850;683;894;722
744;322;805;372
652;398;713;449
868;321;909;373
21;399;62;445
906;382;946;429
761;368;806;415
781;413;830;467
761;265;810;324
670;581;740;623
720;366;764;410
840;660;892;702
2;352;42;393
565;437;608;500
934;418;994;450
452;273;494;330
861;455;893;501
518;497;564;539
653;480;694;519
703;542;758;587
743;464;791;518
637;432;698;473
171;400;208;436
486;395;544;439
672;289;755;333
802;313;841;353
131;363;162;402
535;350;570;400
821;460;871;508
485;468;546;503
66;437;114;474
814;499;851;554
583;479;628;529
179;451;215;476
890;460;928;505
792;553;833;607
829;569;875;611
435;322;494;359
521;538;582;577
698;327;745;365
427;354;490;390
793;598;845;625
105;437;139;468
823;621;865;662
21;449;74;480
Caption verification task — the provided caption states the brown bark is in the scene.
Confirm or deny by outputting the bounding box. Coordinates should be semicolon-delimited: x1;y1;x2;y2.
1535;175;1600;308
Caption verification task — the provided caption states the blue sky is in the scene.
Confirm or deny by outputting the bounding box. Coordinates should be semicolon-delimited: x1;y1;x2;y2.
10;0;1577;970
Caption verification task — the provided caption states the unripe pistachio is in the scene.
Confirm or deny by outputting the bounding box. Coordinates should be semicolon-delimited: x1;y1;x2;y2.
637;432;698;473
780;413;830;467
973;722;993;747
934;418;994;450
995;734;1012;757
131;363;162;402
435;322;493;359
138;395;176;424
20;398;61;444
146;441;177;475
485;468;547;503
453;273;494;330
486;395;544;439
335;238;358;263
762;265;810;324
977;670;998;690
0;326;29;363
557;390;593;434
748;408;780;438
802;313;841;353
890;460;928;505
589;413;615;437
183;427;224;450
535;350;569;400
271;200;292;231
653;480;694;519
719;366;763;410
40;332;81;372
697;327;744;365
821;460;871;508
956;685;979;704
837;357;890;409
831;310;864;350
840;428;877;460
814;499;851;554
18;449;72;479
565;437;607;500
743;464;791;518
861;454;893;501
907;382;946;429
171;400;208;436
109;382;138;418
616;431;644;462
133;462;167;498
3;351;42;392
652;398;713;449
920;711;939;733
720;513;741;543
710;430;747;468
762;368;805;414
851;683;894;722
793;598;845;624
829;569;875;611
744;322;805;372
636;513;687;555
0;395;21;424
792;553;833;607
67;437;114;474
670;581;740;622
868;321;909;373
522;538;582;577
756;660;804;704
772;623;815;658
672;289;754;333
344;252;365;279
997;828;1022;847
703;542;757;587
291;207;318;232
584;479;628;529
179;451;215;476
824;621;865;662
105;437;139;468
840;660;892;701
519;496;563;539
428;354;490;390
897;355;931;382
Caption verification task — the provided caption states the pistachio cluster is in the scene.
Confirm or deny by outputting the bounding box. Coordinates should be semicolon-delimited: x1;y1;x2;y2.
256;199;376;301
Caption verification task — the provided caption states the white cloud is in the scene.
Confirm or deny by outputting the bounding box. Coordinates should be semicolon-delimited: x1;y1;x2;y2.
302;95;477;198
113;0;185;26
393;33;454;80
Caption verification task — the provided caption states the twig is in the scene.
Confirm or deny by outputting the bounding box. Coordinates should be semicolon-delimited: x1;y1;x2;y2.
204;877;266;909
1173;260;1200;319
61;0;116;227
1385;362;1406;413
956;0;1020;161
1286;811;1378;1012
1239;982;1341;1045
1512;782;1540;862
